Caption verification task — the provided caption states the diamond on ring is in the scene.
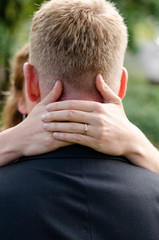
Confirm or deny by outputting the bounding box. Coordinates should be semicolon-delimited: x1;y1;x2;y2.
84;123;88;135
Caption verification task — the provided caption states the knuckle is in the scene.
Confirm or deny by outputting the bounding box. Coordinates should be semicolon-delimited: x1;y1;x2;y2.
53;102;58;110
96;130;104;140
71;123;78;132
46;113;54;121
96;115;106;126
68;101;74;109
74;134;83;143
95;139;104;151
67;110;75;119
95;103;104;113
51;122;57;130
44;134;54;147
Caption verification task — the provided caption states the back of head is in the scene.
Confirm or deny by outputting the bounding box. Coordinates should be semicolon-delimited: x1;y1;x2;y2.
30;0;128;97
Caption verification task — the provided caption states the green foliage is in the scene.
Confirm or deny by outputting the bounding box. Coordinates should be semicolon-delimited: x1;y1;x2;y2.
111;0;159;48
0;22;10;65
123;79;159;145
0;0;44;90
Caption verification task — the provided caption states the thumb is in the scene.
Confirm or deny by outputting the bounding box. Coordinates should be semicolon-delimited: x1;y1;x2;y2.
41;81;63;105
96;74;120;103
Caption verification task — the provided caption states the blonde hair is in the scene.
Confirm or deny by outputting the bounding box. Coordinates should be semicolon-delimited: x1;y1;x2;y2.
2;44;29;129
30;0;128;96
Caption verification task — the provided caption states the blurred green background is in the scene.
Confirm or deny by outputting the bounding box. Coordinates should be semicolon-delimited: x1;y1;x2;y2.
0;0;159;146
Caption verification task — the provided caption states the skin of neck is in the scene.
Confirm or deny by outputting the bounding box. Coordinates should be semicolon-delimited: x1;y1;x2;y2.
58;87;104;103
39;73;105;103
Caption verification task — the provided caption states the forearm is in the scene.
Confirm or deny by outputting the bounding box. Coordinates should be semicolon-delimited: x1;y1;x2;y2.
0;125;24;166
125;124;159;173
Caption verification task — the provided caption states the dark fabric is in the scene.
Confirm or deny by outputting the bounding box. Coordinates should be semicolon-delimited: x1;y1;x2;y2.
0;145;159;240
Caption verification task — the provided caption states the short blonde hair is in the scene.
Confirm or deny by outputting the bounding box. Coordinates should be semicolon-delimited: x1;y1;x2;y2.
30;0;128;95
2;44;29;129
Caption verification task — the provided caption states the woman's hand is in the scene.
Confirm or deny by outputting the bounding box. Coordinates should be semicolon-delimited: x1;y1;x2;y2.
41;75;133;156
18;81;71;157
41;75;159;173
0;81;71;167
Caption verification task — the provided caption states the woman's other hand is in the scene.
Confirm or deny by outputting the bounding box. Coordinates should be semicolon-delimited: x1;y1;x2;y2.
41;75;159;173
42;75;134;157
18;81;71;157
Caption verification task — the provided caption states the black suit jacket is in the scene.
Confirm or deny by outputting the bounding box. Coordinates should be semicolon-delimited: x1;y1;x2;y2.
0;145;159;240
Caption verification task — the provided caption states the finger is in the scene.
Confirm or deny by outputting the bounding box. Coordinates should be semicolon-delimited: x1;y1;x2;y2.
96;74;120;103
43;122;96;136
53;132;97;150
41;110;95;124
51;139;72;149
43;122;85;133
41;81;63;105
45;100;99;113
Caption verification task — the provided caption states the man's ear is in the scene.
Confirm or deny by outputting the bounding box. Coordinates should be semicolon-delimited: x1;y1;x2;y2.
118;67;128;99
23;62;40;102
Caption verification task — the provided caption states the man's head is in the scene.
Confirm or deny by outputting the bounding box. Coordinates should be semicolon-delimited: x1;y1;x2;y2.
24;0;128;112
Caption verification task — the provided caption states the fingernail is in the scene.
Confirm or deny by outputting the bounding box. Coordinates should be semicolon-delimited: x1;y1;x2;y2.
54;81;58;87
43;123;49;130
41;115;46;121
99;74;104;81
53;132;60;138
45;104;51;111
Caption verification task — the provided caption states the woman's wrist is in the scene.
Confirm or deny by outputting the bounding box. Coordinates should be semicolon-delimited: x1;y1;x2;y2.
124;124;159;173
0;125;24;166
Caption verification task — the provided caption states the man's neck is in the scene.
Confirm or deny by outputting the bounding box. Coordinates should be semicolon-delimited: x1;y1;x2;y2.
58;90;104;103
